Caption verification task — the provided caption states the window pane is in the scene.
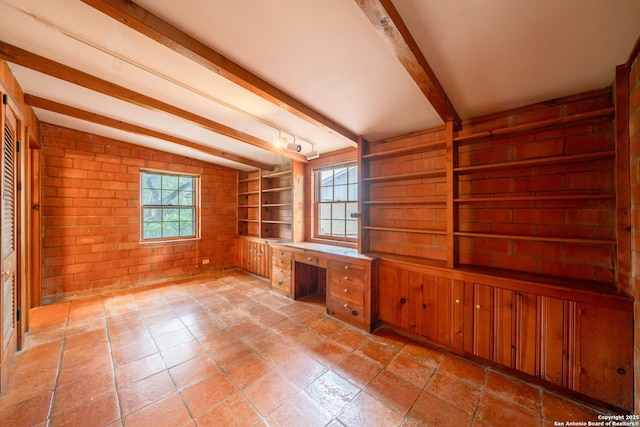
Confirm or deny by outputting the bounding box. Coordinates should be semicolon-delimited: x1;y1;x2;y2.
331;220;345;237
179;176;193;191
319;203;331;220
347;184;358;201
346;220;358;238
320;186;333;202
319;220;332;235
162;175;179;190
163;208;179;222
143;207;162;222
346;202;358;218
142;173;161;189
143;222;162;239
179;208;193;222
163;222;179;238
142;189;161;205
334;167;347;185
348;166;357;184
179;191;193;206
334;185;347;202
180;221;194;236
162;190;179;205
332;203;345;220
320;170;333;187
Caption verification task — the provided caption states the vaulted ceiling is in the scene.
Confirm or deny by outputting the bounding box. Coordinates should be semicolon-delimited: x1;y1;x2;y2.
0;0;638;170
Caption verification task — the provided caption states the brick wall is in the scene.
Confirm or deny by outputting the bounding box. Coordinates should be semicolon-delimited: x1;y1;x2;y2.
628;45;640;412
40;124;237;304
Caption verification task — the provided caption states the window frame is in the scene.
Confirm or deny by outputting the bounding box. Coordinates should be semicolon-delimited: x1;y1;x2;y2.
139;169;201;243
313;163;358;244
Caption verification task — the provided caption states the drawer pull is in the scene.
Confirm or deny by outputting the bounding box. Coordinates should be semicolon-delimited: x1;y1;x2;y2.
344;265;349;270
308;257;313;261
476;304;481;309
344;303;350;309
344;276;348;280
278;280;283;285
343;288;349;293
455;299;460;304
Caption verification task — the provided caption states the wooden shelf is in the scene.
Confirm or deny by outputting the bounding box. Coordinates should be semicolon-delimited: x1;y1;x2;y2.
263;203;292;208
454;194;615;203
262;186;292;193
362;140;446;160
263;170;292;178
238;219;259;223
364;197;447;205
363;226;447;235
454;231;616;245
238;176;260;183
454;107;615;144
454;151;615;174
238;191;259;196
262;220;292;225
238;204;260;208
363;170;446;183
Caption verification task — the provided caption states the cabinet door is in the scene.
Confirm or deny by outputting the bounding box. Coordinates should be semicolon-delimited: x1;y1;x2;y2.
515;292;538;376
464;282;492;360
378;265;400;325
494;288;515;368
539;296;565;386
422;275;463;349
378;265;421;333
575;303;633;411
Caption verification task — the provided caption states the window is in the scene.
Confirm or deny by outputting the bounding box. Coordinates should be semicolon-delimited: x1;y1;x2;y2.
140;171;199;241
316;164;358;241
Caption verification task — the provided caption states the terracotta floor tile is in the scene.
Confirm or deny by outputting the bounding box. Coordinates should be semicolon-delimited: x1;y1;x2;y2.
224;354;273;389
305;370;361;416
256;336;301;367
111;338;158;367
333;352;383;388
401;341;446;368
266;392;332;427
185;318;224;339
242;327;282;351
386;353;435;389
309;339;350;367
160;339;206;368
541;391;603;422
195;392;260;427
0;370;58;410
371;328;411;350
278;353;327;389
356;340;399;366
50;392;120;427
307;317;344;337
407;391;473;426
209;339;253;368
339;391;404;427
484;370;541;413
52;370;116;416
180;372;236;417
437;353;487;388
0;392;52;427
153;327;195;351
56;353;113;388
288;328;324;350
257;309;288;326
147;318;187;338
475;392;541;426
198;329;237;351
329;327;369;351
425;372;481;415
117;370;176;416
366;370;421;415
243;371;298;416
114;352;166;386
169;353;220;390
124;393;191;427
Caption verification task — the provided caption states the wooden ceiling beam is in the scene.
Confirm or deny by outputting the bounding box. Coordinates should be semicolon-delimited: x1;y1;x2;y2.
25;94;272;170
355;0;461;130
80;0;358;144
0;40;307;163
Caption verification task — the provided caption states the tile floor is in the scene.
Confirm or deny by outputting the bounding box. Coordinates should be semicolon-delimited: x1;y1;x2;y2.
0;270;620;426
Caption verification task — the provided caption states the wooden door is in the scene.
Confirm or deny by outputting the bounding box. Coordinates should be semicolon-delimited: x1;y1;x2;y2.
464;282;492;360
0;99;18;390
493;288;515;367
422;274;462;349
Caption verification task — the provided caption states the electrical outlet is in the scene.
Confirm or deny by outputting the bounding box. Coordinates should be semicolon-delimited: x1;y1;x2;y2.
202;259;210;265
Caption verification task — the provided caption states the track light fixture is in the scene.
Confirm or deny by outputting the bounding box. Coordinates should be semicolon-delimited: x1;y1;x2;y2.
305;141;319;160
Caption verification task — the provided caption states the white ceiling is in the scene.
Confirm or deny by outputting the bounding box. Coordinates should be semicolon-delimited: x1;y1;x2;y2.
0;0;638;171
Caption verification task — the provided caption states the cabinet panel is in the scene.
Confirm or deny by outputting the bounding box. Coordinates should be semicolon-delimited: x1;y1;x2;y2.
271;249;292;297
378;264;421;332
539;296;565;386
494;288;514;368
422;275;461;348
464;283;492;360
576;303;633;411
515;292;538;376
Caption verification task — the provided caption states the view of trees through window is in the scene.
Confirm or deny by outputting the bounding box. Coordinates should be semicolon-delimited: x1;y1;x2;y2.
141;171;198;240
317;164;358;240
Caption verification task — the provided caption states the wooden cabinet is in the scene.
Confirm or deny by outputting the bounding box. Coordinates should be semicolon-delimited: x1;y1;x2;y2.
326;260;370;329
378;259;633;411
271;247;293;297
233;236;269;277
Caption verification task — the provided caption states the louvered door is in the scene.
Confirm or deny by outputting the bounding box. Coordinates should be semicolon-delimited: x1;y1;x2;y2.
0;100;18;389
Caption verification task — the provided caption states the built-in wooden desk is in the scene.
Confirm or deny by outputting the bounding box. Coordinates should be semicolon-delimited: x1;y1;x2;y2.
269;242;378;331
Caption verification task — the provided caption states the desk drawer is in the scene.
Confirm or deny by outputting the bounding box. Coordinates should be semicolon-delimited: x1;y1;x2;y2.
294;252;326;268
330;282;364;306
329;261;365;288
328;295;365;324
